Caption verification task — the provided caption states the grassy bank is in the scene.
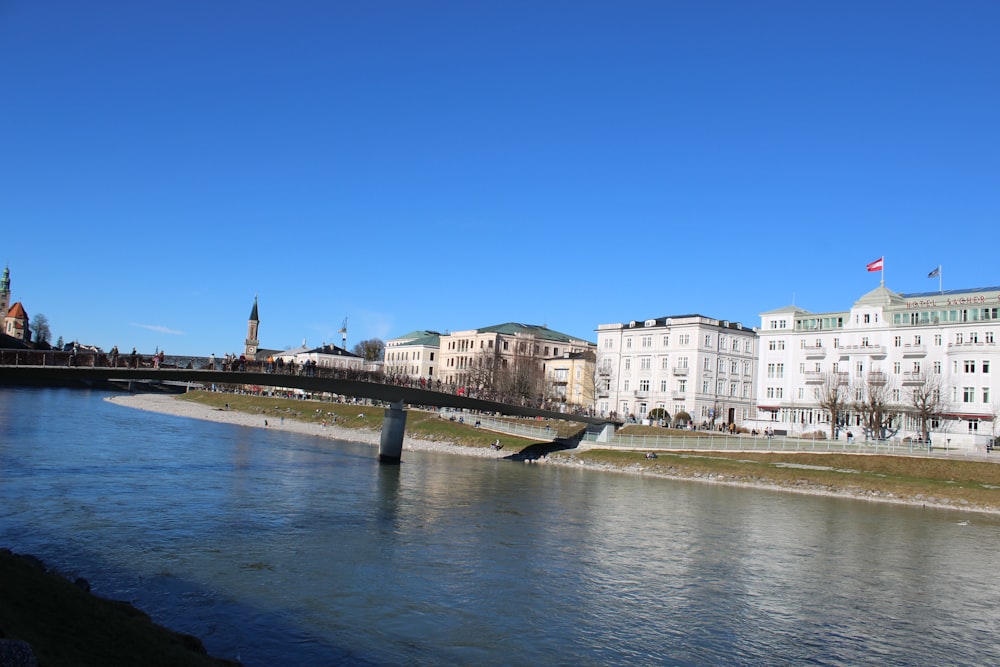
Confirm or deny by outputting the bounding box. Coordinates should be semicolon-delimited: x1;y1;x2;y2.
0;550;238;667
550;449;1000;512
177;390;579;448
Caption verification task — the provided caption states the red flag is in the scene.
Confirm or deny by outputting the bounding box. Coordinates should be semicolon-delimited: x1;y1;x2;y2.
866;256;884;272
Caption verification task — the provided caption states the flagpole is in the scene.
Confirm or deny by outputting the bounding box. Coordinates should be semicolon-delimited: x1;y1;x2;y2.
939;265;943;293
881;257;885;287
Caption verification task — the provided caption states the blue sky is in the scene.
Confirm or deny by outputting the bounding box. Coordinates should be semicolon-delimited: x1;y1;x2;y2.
2;1;997;356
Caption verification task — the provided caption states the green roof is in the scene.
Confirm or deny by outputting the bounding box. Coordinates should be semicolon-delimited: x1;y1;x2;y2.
476;322;589;344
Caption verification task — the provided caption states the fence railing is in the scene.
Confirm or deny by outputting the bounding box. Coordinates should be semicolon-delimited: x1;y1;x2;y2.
439;410;558;441
582;431;988;458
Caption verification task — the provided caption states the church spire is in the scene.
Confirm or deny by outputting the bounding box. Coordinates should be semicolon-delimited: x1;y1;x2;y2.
244;294;260;359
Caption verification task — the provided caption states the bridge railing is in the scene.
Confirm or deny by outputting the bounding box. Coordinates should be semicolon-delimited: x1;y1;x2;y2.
583;431;986;458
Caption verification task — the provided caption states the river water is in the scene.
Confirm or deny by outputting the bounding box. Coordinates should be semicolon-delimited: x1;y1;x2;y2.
2;387;999;666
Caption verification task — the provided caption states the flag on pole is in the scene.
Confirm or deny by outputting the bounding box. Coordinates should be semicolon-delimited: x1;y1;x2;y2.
866;257;884;272
928;266;941;278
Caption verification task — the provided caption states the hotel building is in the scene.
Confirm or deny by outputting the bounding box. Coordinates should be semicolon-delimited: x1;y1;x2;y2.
756;283;1000;449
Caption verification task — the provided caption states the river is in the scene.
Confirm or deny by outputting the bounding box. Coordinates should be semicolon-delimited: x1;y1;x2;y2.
2;387;999;666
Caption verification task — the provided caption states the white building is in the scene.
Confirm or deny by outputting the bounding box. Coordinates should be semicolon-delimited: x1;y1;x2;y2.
756;283;1000;450
596;315;758;426
383;330;441;380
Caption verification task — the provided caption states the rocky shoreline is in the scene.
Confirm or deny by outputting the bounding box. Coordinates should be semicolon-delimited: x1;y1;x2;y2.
107;393;1000;516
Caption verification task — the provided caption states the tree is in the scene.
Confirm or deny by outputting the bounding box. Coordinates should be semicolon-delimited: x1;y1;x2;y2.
906;372;948;445
816;371;850;439
31;313;51;344
352;338;385;362
852;372;900;441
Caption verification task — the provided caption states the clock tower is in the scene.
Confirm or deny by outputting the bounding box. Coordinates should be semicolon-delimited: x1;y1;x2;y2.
244;295;260;359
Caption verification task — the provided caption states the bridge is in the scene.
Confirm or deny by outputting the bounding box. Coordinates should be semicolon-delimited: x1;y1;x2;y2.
0;365;617;463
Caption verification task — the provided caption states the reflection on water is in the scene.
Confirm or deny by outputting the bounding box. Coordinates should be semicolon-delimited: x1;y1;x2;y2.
2;388;1000;666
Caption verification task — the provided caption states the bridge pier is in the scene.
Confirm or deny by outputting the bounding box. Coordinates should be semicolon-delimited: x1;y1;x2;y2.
378;401;408;464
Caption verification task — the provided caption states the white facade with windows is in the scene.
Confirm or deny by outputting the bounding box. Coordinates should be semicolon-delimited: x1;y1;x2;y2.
596;314;758;426
755;284;1000;450
384;330;441;380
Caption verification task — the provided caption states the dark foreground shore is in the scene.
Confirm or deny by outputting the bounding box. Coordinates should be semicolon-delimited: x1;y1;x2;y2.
0;549;239;667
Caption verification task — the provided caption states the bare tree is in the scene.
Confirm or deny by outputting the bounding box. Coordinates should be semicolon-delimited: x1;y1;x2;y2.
494;338;543;403
816;371;849;439
905;372;948;445
352;338;385;361
30;313;51;344
852;372;901;441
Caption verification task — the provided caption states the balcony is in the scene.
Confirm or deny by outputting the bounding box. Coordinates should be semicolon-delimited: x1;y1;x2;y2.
838;344;886;357
633;390;649;399
901;344;926;357
804;372;824;384
902;372;925;386
672;391;687;400
867;372;887;385
672;366;689;376
804;345;826;359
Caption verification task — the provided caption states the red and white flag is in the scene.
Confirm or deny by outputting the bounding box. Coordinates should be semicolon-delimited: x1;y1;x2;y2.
866;256;884;272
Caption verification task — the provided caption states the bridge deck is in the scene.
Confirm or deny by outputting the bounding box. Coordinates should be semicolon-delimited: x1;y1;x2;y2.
0;365;613;426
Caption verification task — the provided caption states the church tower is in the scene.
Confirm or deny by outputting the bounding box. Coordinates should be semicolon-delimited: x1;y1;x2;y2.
0;266;10;320
244;295;260;359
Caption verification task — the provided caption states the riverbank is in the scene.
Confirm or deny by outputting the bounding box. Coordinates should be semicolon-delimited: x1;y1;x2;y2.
0;549;239;667
107;392;1000;516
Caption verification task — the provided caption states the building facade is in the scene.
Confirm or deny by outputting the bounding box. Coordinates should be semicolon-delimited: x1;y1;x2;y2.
542;351;597;410
596;315;758;425
383;330;441;380
755;284;1000;449
437;323;595;399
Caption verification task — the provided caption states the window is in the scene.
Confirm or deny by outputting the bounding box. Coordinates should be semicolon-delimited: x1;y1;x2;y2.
913;362;921;373
984;361;991;374
704;335;712;347
731;361;738;374
623;379;630;391
639;379;650;391
661;357;670;369
964;387;975;403
624;358;631;370
984;388;991;403
677;380;686;393
933;361;941;374
679;334;690;345
702;380;710;393
660;380;667;391
970;332;979;343
704;357;711;370
767;363;776;378
626;338;632;349
956;333;964;344
641;336;652;348
730;382;737;396
604;338;613;349
934;334;942;345
662;335;669;346
798;388;805;399
640;357;651;370
987;331;995;343
964;360;975;373
856;361;864;375
894;336;902;347
862;336;870;347
776;363;785;378
893;362;901;373
914;335;921;345
678;356;688;368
